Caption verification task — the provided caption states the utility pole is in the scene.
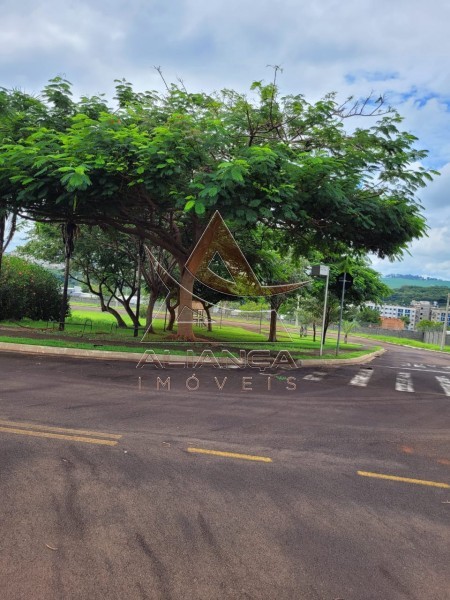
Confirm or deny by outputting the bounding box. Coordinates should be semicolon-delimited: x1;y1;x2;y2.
440;293;450;350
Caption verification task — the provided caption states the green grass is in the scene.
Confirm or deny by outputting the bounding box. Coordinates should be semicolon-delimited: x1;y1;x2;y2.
0;311;376;359
70;300;101;308
353;332;450;353
0;335;144;354
0;335;378;360
0;310;145;338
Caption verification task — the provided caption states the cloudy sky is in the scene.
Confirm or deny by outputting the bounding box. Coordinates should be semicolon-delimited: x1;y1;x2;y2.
2;0;450;278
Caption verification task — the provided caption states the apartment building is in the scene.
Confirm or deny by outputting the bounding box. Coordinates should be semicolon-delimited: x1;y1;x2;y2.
365;302;417;330
410;301;432;326
431;307;450;328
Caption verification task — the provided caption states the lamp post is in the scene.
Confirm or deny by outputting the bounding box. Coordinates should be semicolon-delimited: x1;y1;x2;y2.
440;293;450;350
311;265;330;357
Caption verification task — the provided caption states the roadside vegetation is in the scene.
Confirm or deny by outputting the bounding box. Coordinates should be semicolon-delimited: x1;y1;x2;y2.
352;332;450;353
0;309;374;359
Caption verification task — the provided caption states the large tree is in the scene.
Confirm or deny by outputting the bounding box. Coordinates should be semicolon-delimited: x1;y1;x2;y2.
0;76;436;338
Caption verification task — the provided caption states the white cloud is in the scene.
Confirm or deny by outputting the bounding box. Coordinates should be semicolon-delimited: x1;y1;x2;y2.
1;0;450;276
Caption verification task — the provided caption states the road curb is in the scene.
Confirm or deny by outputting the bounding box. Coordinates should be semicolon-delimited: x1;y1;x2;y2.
0;341;385;366
300;348;385;367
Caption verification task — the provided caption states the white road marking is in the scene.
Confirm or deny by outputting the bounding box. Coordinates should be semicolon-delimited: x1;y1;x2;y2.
303;372;326;381
395;372;414;393
384;366;450;375
436;376;450;397
400;362;449;370
349;368;374;387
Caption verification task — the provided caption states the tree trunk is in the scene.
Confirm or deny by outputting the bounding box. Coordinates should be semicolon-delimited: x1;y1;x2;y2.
134;239;143;338
268;309;277;343
204;304;212;332
313;321;316;342
268;296;283;343
122;298;140;329
146;293;157;334
167;306;176;331
59;254;70;331
322;310;331;343
176;268;195;339
0;212;16;276
99;293;128;328
103;304;128;328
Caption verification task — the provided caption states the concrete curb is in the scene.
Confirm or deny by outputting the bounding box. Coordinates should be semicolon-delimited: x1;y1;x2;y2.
0;341;143;362
299;348;386;367
0;341;385;367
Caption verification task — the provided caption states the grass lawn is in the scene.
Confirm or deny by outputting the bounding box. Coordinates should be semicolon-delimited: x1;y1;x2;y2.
70;301;102;308
352;332;450;353
0;310;379;360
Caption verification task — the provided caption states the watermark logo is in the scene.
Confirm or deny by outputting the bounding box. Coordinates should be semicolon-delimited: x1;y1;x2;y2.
185;211;306;297
137;211;309;377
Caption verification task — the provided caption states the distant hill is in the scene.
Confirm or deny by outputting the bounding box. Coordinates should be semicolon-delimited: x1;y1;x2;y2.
381;275;450;289
385;285;450;305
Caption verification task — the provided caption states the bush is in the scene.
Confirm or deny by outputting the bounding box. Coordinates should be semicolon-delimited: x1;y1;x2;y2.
417;319;442;332
0;256;67;321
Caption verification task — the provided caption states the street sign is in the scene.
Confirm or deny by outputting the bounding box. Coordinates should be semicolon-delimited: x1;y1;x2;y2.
336;273;354;290
311;264;330;277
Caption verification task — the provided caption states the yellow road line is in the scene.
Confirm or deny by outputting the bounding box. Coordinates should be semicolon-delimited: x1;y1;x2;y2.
357;470;449;489
187;447;272;463
0;426;118;446
0;419;121;440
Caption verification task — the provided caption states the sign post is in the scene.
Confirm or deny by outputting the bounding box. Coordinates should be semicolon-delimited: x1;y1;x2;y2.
311;265;330;356
335;272;354;356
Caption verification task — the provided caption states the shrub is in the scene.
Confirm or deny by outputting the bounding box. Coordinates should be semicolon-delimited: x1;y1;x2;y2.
417;319;442;332
0;256;67;321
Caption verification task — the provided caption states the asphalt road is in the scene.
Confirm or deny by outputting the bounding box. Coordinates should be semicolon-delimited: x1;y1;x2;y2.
0;342;449;600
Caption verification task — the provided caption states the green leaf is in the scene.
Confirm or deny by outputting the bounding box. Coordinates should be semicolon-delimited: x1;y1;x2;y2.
194;202;206;215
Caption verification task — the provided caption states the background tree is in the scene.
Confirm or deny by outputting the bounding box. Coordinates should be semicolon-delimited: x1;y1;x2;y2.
358;306;382;326
141;247;177;333
399;315;410;327
386;285;450;306
20;224;142;328
304;255;389;340
342;319;359;342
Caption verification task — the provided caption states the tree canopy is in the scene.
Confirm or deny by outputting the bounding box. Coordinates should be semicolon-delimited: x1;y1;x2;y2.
0;75;437;338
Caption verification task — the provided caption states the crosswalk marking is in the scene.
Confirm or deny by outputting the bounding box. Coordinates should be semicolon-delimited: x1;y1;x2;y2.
395;372;414;393
303;371;326;381
436;376;450;397
301;369;449;396
349;368;374;387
